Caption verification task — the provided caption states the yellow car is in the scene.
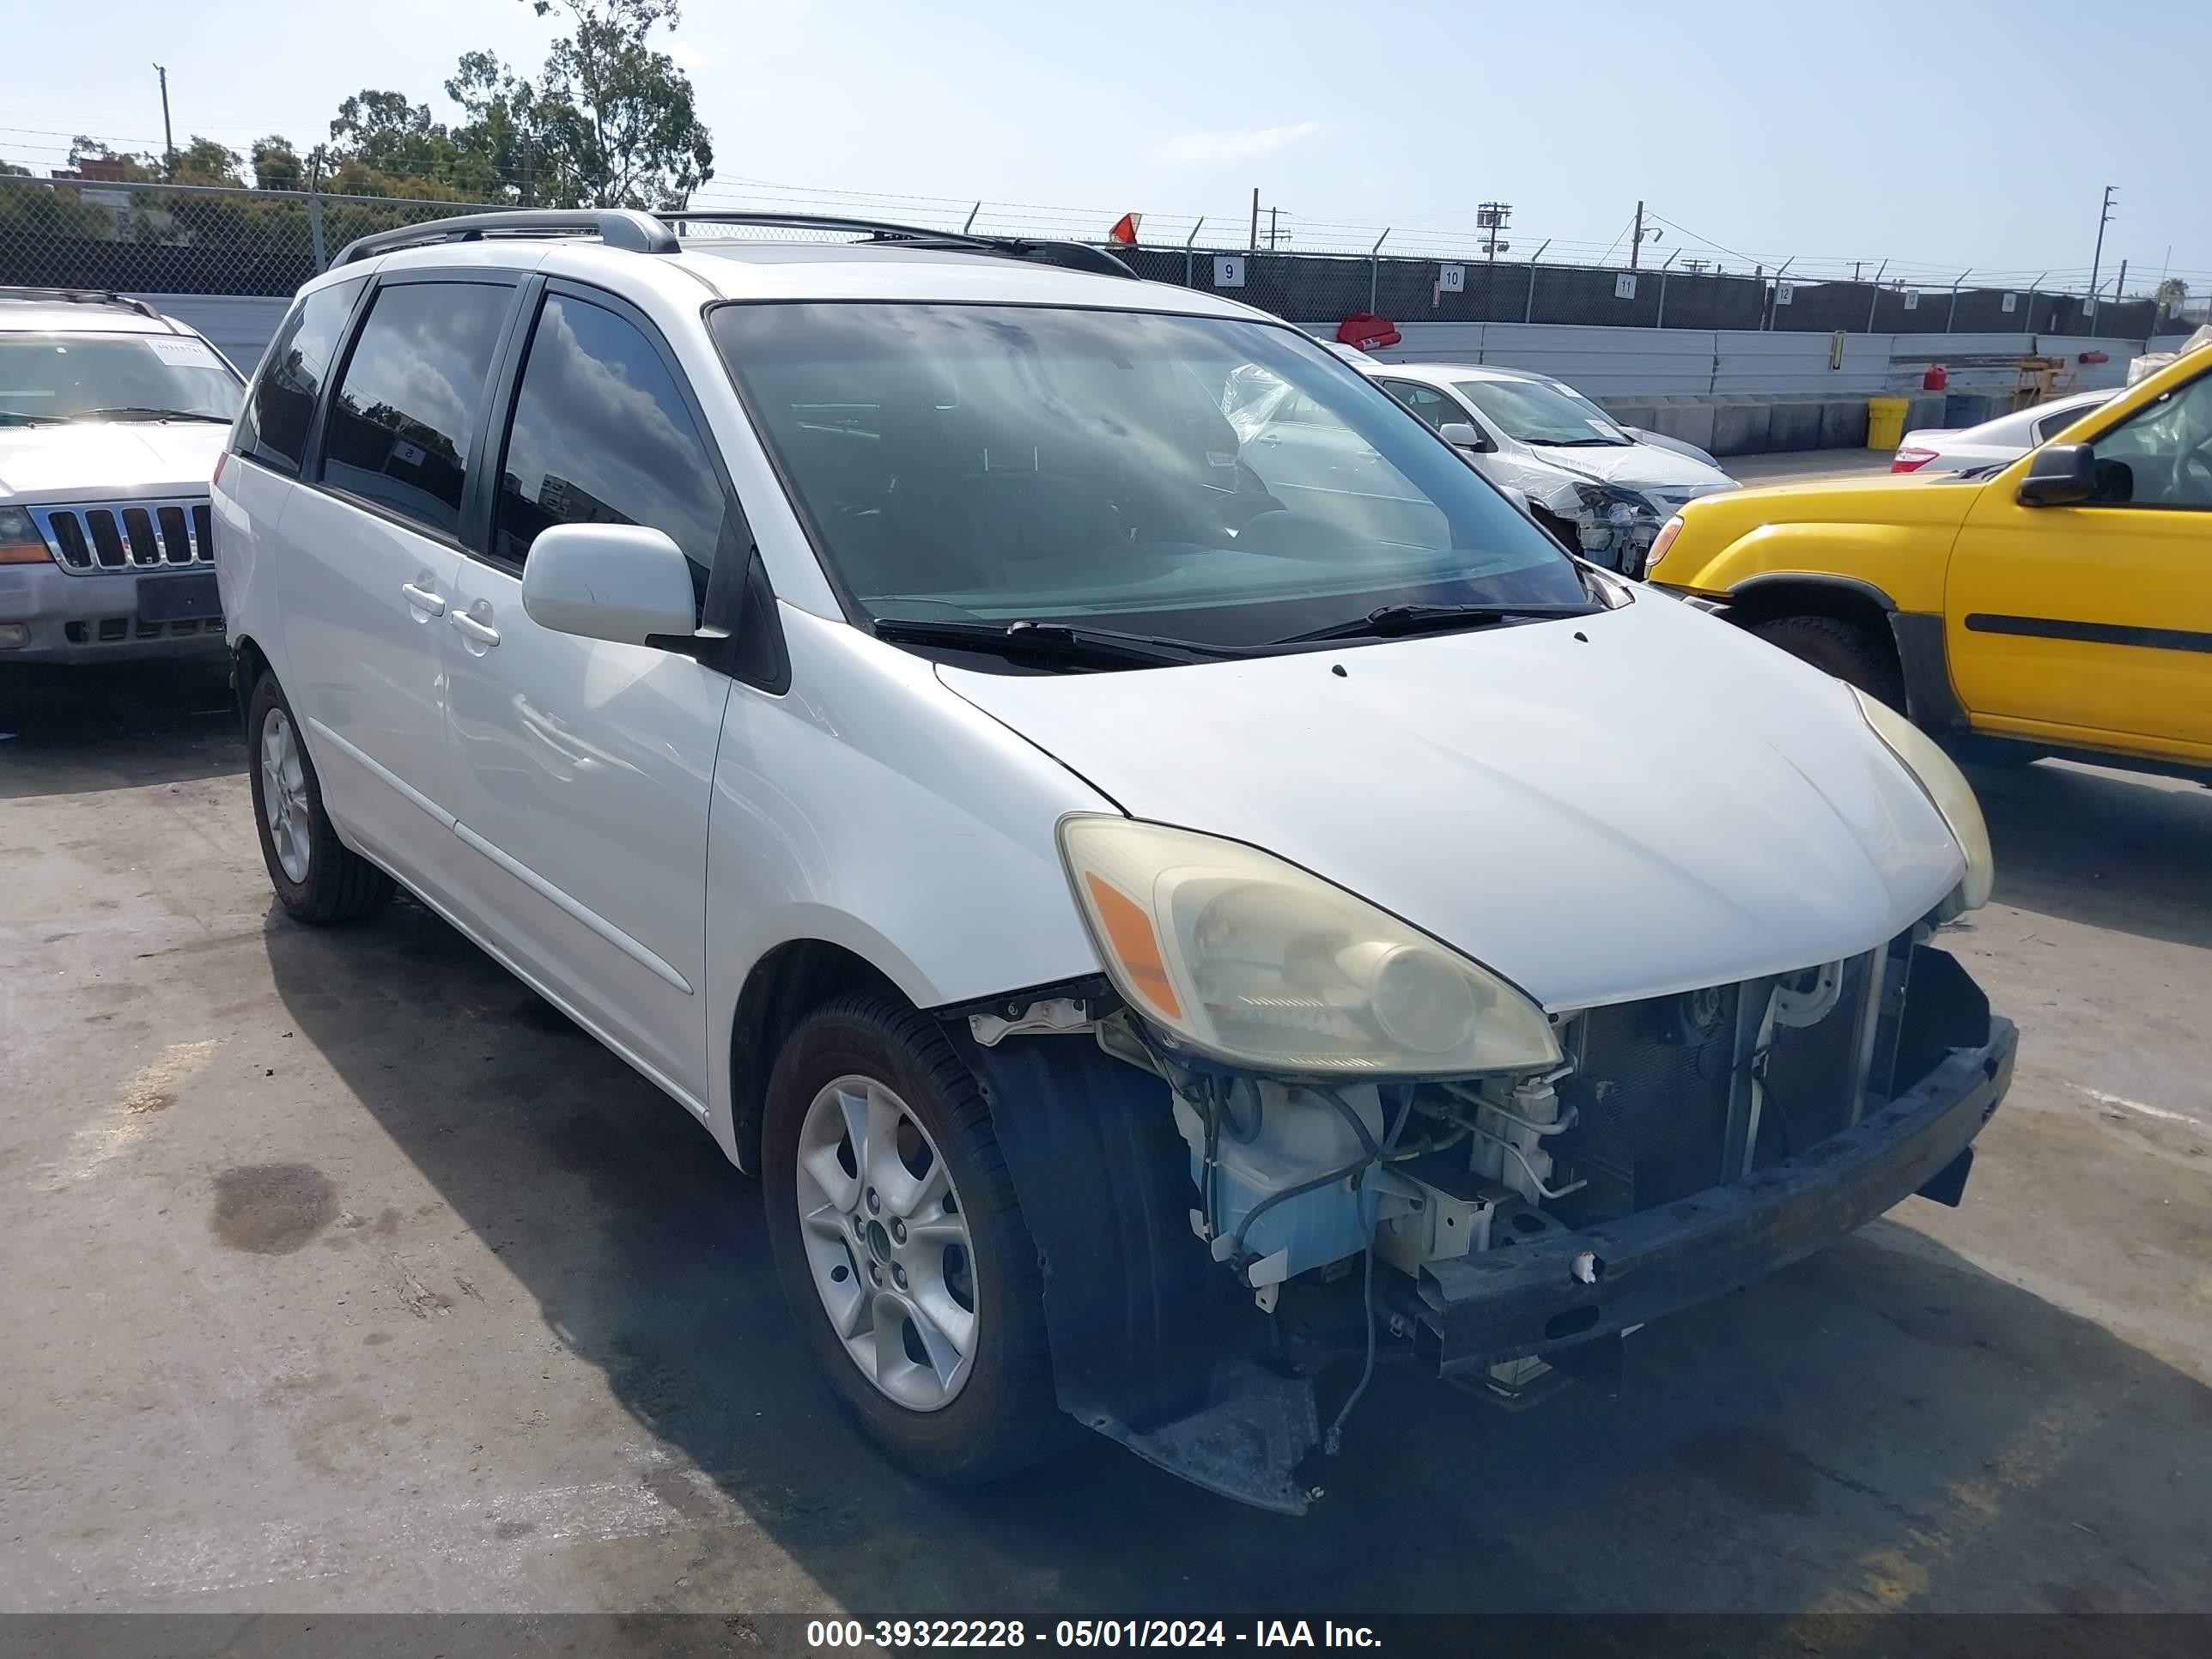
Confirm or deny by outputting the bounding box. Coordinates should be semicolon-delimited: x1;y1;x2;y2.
1646;344;2212;781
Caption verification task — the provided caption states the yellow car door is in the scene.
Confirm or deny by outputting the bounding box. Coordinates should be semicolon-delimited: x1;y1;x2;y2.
1944;357;2212;763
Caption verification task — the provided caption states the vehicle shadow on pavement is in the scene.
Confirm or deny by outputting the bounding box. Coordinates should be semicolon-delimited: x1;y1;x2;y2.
264;895;2212;1617
0;659;241;799
1972;758;2212;951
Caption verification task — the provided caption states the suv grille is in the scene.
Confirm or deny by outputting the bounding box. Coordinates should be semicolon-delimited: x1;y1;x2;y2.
31;499;213;574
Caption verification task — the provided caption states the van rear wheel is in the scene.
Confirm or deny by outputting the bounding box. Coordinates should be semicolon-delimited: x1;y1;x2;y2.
247;672;393;924
1753;615;1906;712
762;993;1066;1483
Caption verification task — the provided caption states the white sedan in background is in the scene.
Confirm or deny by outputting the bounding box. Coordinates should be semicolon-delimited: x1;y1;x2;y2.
1358;363;1740;574
1891;388;2114;475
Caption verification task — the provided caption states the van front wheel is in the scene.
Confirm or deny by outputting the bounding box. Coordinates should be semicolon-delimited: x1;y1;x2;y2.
762;993;1066;1483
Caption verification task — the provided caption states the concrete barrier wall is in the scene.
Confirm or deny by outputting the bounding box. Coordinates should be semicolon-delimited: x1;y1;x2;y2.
1322;321;2150;401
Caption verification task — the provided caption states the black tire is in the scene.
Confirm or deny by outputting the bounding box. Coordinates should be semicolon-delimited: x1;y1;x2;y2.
1753;614;1907;711
762;992;1066;1484
246;672;394;924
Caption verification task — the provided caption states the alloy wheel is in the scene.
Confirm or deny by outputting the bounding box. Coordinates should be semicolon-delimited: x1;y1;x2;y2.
260;708;312;884
793;1073;979;1411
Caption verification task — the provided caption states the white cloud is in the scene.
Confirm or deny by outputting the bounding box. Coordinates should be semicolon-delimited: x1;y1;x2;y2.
1146;121;1323;167
665;39;717;70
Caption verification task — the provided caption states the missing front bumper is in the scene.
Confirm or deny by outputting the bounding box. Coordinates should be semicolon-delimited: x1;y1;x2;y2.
1403;1016;2017;1376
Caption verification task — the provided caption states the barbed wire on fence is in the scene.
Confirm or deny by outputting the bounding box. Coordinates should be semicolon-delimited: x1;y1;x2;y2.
0;172;2186;344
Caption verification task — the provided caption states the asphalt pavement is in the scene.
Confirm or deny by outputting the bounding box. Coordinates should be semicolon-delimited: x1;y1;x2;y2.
3;653;2208;1620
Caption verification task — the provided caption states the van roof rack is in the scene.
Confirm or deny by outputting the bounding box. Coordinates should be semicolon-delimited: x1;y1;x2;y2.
331;205;1138;280
333;208;680;266
0;285;164;320
663;210;1139;279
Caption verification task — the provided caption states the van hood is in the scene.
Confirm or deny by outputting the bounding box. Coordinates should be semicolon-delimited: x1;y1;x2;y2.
0;422;228;503
941;594;1964;1012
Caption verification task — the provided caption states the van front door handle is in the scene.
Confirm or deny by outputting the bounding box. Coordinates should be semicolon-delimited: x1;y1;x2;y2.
450;609;501;647
400;581;447;617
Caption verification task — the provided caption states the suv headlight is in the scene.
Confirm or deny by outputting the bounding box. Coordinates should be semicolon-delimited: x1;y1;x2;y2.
1059;816;1561;1076
0;507;53;565
1851;689;1994;915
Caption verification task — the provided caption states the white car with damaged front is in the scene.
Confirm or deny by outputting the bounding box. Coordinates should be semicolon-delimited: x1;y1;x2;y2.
1360;362;1740;574
215;210;2014;1514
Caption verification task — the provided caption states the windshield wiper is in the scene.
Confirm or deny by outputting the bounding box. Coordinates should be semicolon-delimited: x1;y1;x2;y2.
1274;601;1591;645
0;410;67;426
872;616;1235;670
1528;436;1626;447
71;407;231;424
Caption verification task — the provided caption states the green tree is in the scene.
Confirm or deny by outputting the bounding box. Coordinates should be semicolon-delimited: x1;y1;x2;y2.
173;136;245;185
251;136;305;191
521;0;713;209
67;137;159;179
330;92;461;187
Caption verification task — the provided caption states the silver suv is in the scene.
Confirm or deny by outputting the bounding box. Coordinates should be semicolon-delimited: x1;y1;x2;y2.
0;287;243;663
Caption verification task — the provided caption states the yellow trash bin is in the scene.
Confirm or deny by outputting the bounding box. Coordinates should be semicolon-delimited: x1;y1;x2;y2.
1867;396;1910;451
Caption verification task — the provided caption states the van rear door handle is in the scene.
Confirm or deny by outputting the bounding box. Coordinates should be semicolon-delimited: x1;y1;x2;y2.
450;609;501;647
400;581;447;616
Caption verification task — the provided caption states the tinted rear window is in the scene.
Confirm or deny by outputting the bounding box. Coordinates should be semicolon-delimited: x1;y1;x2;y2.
240;276;363;471
321;282;510;539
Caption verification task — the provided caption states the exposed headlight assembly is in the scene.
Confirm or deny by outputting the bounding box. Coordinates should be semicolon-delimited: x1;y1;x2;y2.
1540;481;1664;574
1851;688;1995;915
1059;816;1561;1076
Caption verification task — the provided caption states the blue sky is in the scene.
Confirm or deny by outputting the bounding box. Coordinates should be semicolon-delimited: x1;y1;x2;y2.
3;0;2203;292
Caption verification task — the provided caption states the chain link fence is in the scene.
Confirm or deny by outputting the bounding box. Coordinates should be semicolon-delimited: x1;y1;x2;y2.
0;175;506;295
1;174;2170;342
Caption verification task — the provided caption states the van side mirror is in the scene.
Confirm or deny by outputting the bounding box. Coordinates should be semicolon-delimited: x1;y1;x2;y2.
522;524;700;649
2016;442;2096;507
1438;421;1489;452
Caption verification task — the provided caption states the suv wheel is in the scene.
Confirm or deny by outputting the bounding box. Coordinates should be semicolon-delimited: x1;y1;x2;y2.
247;672;393;923
1753;615;1907;711
762;993;1065;1483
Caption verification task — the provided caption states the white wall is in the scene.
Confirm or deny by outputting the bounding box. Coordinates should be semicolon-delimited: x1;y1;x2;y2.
1316;320;2150;400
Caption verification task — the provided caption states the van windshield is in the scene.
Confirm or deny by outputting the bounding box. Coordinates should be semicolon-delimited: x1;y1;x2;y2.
712;302;1592;653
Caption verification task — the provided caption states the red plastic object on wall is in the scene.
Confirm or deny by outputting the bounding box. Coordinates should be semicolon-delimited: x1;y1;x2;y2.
2078;349;2109;365
1922;364;1948;392
1338;313;1402;351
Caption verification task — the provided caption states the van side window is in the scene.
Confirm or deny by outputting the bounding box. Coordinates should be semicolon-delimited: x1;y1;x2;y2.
491;294;725;569
236;276;364;474
320;282;511;539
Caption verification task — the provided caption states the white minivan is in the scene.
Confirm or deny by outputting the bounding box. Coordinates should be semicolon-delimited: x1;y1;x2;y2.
216;210;2014;1513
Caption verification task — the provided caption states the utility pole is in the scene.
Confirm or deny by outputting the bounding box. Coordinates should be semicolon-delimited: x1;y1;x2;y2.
1267;205;1280;250
1477;202;1511;261
154;63;175;179
1249;186;1259;257
1631;199;1643;270
520;131;536;207
2087;184;2116;318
